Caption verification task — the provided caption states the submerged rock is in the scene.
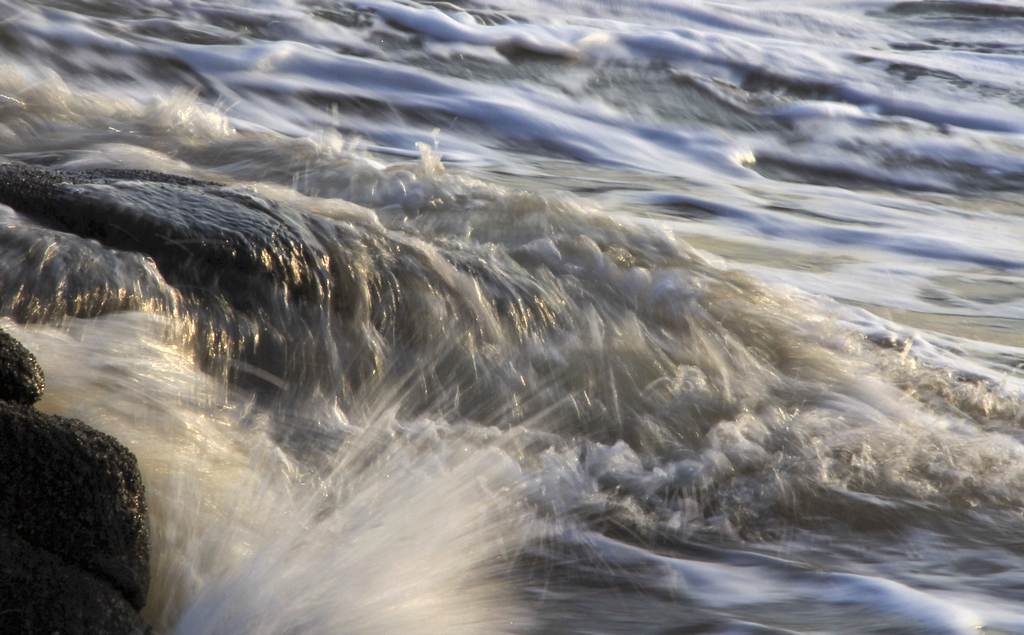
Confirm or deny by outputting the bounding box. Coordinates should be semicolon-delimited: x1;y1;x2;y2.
0;327;44;405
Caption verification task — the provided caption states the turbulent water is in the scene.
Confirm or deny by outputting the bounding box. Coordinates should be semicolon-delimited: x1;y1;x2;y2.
1;0;1024;633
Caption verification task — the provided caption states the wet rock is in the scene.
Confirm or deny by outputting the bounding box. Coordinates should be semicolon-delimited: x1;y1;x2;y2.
0;401;150;609
0;530;148;635
0;162;329;304
0;327;44;405
0;327;150;632
0;161;337;397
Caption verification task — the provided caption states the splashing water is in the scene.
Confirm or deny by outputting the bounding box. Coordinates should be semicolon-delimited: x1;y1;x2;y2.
2;0;1024;633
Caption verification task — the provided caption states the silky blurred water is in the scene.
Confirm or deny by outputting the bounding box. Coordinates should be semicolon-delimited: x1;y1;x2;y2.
1;1;1023;633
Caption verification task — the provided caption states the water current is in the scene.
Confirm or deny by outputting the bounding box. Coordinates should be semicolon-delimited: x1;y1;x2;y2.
1;1;1024;633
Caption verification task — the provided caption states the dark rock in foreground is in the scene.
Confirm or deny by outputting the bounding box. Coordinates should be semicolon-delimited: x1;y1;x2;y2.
0;327;151;633
0;530;149;635
0;401;150;608
0;327;44;405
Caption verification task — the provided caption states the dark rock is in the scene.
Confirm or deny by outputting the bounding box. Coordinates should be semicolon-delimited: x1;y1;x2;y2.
0;529;148;635
0;327;44;405
0;161;339;398
0;325;150;630
0;401;150;609
0;162;329;304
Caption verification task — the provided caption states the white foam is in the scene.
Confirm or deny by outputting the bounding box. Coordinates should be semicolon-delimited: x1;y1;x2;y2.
356;1;577;57
5;315;536;634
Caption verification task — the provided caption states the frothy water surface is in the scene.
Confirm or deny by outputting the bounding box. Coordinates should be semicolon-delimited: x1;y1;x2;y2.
1;0;1023;633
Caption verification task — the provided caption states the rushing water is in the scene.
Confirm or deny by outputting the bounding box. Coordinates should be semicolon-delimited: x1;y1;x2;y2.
1;0;1024;633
